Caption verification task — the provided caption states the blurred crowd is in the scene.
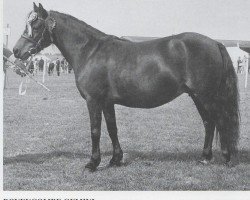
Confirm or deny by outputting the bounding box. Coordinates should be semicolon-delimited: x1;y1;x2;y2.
237;55;250;74
27;57;73;76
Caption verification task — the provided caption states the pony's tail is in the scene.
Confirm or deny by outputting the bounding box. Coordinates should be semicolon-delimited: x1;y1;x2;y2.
215;43;240;158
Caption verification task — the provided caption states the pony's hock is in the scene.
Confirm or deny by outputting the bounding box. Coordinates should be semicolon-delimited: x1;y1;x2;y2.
13;3;240;170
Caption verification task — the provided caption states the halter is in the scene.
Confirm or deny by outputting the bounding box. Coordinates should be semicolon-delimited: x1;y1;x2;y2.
21;12;55;55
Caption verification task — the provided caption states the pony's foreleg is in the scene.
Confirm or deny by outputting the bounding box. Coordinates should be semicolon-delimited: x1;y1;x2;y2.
103;103;123;166
85;99;102;172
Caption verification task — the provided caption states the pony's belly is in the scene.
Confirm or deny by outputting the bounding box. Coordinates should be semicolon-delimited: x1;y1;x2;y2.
114;91;182;108
110;68;183;108
112;82;182;108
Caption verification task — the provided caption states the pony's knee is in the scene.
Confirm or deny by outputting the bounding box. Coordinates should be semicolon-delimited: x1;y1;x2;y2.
91;128;101;138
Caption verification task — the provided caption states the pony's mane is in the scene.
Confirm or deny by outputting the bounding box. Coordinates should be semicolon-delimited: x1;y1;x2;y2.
49;10;128;42
50;10;106;38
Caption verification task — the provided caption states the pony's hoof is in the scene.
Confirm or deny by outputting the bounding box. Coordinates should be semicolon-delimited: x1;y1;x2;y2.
198;159;209;165
109;153;124;167
198;158;213;165
224;161;235;168
85;162;97;172
198;156;214;165
109;159;122;167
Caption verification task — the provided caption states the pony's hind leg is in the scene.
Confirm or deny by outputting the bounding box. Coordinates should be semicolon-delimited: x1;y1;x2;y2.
202;121;215;162
184;85;215;163
216;117;238;166
193;100;215;163
218;131;231;163
103;102;123;166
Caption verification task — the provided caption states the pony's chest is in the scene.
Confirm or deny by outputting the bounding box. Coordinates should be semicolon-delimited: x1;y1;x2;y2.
75;64;109;99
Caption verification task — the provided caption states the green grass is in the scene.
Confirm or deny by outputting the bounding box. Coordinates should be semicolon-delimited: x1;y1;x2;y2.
3;71;250;190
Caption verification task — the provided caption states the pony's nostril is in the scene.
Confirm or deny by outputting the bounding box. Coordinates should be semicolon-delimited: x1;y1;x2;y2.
13;47;20;57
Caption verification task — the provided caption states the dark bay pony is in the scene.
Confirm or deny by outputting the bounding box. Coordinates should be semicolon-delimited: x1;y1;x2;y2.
13;3;240;171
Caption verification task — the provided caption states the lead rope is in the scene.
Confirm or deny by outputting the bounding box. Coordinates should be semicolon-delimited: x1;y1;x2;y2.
18;55;33;95
19;77;30;95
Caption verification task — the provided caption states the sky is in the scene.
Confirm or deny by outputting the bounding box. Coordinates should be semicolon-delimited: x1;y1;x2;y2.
3;0;250;50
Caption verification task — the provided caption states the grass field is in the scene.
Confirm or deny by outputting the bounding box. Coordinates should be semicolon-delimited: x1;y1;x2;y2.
3;70;250;190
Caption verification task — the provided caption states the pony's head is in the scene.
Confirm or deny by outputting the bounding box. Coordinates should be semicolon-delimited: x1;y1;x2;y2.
13;3;56;60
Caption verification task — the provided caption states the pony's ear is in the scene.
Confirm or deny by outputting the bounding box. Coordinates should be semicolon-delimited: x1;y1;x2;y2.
33;2;38;11
46;17;56;33
38;3;48;18
38;3;44;10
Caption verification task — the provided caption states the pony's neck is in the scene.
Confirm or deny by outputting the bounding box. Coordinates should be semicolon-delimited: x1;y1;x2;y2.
50;11;107;72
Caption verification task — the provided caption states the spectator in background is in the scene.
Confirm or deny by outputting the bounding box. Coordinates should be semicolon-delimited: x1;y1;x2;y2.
39;57;44;72
33;58;36;73
67;61;73;73
61;58;65;73
48;61;54;76
242;55;248;73
237;57;242;74
64;60;68;73
56;58;60;76
28;60;35;75
249;60;250;74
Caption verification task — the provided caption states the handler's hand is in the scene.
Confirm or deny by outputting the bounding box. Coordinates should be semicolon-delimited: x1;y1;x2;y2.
14;59;27;77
